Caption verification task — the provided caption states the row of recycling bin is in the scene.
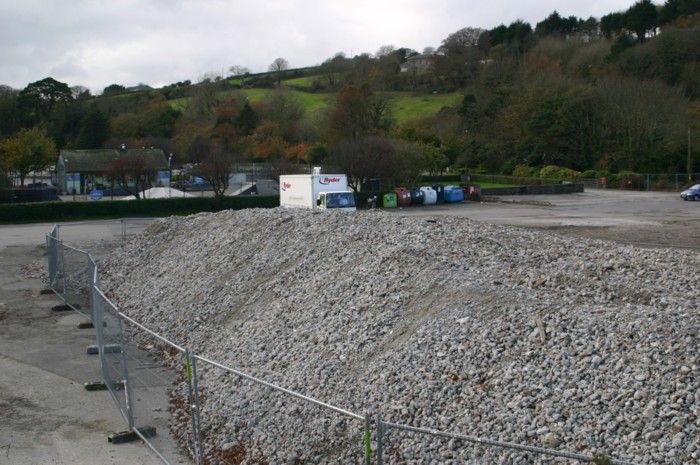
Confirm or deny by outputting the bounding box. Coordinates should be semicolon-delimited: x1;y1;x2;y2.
382;184;480;208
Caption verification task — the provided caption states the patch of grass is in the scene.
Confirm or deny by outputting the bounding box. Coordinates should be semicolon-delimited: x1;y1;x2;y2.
169;88;462;124
387;92;463;123
170;98;188;112
282;76;317;89
476;182;515;188
242;89;336;114
234;89;462;122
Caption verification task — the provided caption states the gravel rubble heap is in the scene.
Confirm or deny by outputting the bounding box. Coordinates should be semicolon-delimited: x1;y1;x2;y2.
100;208;700;464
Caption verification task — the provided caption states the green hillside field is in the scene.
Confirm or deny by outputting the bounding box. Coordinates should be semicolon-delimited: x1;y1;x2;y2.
171;86;463;124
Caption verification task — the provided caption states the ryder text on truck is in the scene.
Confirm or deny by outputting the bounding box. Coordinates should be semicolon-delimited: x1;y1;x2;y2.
279;174;357;212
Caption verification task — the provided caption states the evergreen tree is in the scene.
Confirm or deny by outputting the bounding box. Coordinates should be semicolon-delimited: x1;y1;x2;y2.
76;105;110;148
235;101;259;136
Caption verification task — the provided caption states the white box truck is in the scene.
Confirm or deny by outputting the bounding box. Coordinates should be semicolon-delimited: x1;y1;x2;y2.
279;174;356;212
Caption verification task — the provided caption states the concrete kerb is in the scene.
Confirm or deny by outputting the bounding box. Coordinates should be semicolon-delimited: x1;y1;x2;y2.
479;196;555;207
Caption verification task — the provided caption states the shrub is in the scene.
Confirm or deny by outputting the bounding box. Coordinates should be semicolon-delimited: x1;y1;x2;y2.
539;165;580;180
512;164;539;178
0;195;280;224
580;169;611;180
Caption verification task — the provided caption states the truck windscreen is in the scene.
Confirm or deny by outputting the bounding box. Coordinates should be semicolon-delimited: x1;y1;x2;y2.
326;192;356;208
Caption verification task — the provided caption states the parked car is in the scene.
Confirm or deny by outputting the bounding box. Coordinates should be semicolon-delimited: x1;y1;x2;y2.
680;184;700;201
172;180;213;191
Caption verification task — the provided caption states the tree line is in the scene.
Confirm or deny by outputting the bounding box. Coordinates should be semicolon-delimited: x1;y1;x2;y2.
2;0;700;195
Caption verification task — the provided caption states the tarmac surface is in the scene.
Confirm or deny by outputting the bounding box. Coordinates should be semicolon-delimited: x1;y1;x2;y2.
0;189;698;465
391;189;700;249
0;221;175;465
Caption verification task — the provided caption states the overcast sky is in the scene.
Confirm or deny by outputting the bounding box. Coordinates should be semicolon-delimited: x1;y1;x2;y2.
1;0;638;94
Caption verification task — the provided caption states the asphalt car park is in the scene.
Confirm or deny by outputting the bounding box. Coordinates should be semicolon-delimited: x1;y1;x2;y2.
390;189;700;249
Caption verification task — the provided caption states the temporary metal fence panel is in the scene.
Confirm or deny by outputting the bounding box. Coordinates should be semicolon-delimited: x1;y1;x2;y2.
92;286;195;464
195;354;370;464
50;218;156;244
92;287;133;427
58;243;93;319
46;229;62;294
119;312;195;464
46;231;93;320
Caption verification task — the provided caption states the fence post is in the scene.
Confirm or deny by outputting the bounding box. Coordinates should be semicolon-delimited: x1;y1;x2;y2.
93;287;108;385
186;350;205;465
116;315;135;429
92;259;100;324
364;413;371;465
46;234;55;290
86;257;94;324
377;414;383;465
59;239;67;298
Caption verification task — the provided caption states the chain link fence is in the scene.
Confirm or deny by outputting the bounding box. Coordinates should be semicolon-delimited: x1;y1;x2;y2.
472;173;700;192
45;219;642;465
577;173;700;191
46;237;96;323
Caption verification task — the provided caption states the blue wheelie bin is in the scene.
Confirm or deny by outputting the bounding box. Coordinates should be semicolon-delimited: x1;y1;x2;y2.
444;185;464;203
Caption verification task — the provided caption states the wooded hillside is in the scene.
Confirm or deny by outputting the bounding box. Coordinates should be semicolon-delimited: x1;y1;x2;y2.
2;0;700;189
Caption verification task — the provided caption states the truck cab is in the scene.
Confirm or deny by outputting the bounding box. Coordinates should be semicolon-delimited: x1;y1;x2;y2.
317;191;356;211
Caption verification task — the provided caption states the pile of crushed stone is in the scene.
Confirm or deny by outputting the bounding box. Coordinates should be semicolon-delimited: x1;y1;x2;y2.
100;208;700;464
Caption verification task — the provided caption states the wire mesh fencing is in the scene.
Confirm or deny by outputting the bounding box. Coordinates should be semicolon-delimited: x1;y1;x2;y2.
192;353;371;464
376;417;639;465
46;228;92;320
88;284;199;464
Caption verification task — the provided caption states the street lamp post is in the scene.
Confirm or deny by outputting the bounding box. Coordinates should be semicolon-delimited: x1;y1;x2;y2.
464;130;470;182
252;163;256;194
63;158;68;195
688;128;693;183
168;153;173;198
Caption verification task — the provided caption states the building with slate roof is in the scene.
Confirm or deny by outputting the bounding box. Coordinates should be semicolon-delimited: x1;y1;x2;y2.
399;53;434;74
57;147;169;194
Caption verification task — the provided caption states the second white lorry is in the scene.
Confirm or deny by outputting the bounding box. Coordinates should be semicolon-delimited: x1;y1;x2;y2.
279;174;357;212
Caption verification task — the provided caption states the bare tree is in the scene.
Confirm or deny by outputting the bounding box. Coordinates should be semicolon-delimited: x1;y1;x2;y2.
269;57;290;86
228;65;250;77
196;147;237;199
104;151;159;199
198;72;221;83
320;53;349;87
329;136;409;190
228;65;250;84
260;157;305;184
375;44;396;58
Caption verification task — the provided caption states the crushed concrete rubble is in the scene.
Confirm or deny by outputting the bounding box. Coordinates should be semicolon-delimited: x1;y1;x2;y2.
100;208;700;464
